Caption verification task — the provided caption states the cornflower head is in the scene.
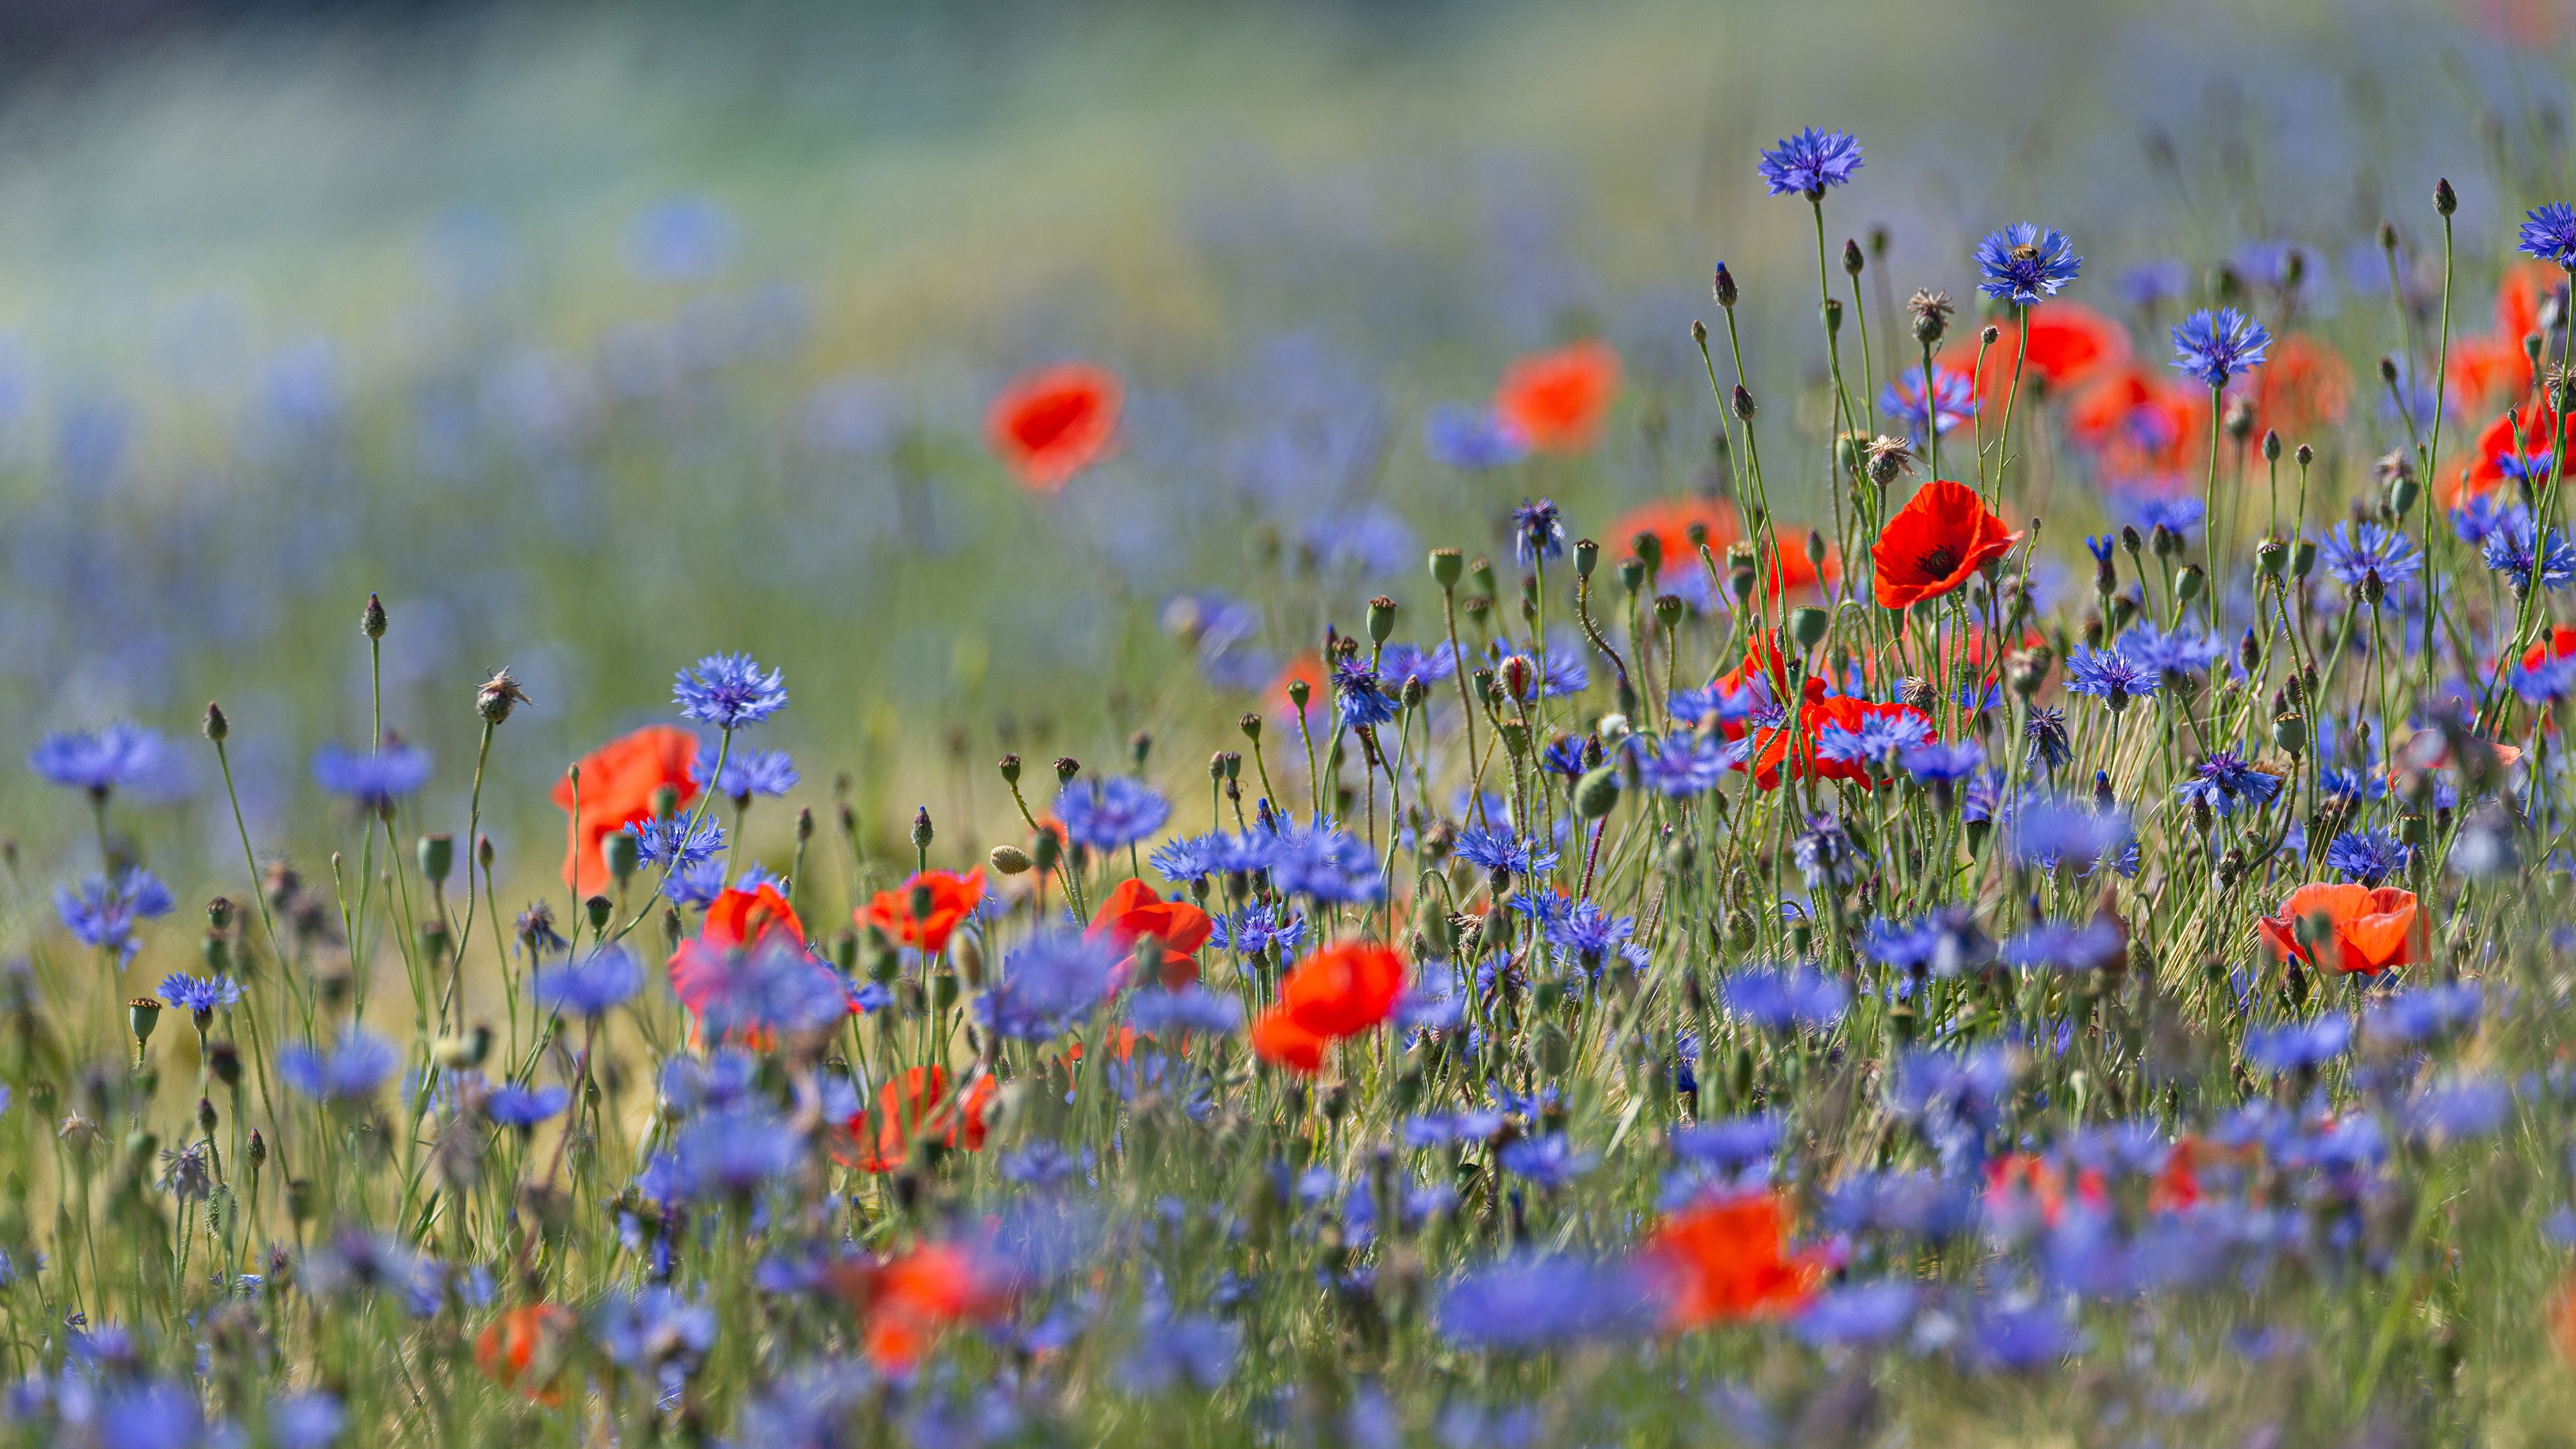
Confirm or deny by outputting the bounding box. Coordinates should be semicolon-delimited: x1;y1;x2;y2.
2244;1017;2351;1075
1511;498;1565;564
1377;641;1460;692
485;1083;569;1128
1880;364;1976;437
1055;777;1172;851
2318;519;2422;590
981;931;1118;1041
28;720;162;796
55;867;175;966
277;1028;402;1103
311;740;434;809
1266;818;1384;904
1721;965;1849;1030
1538;733;1589;777
2118;258;2190;309
2062;646;2158;710
532;946;645;1017
1860;906;1994;976
1974;223;2082;306
156;973;240;1023
2326;827;2411;887
1453;823;1556;881
2169;307;2271;388
1424;405;1530;470
2000;919;2125;971
1436;1256;1662;1350
1128;986;1246;1037
1902;738;1986;786
2481;515;2576;594
1331;657;1397;729
669;934;851;1040
693;746;798;800
2453;493;2528;548
1498;1134;1595;1190
2007;796;2133;872
2024;706;2072;773
1543;899;1638;971
1209;902;1305;955
1630;730;1733;796
673;653;786;729
1813;710;1933;770
2174;750;2282;817
626;814;725;871
2119;623;2226;681
2363;982;2481;1046
1790;814;1859;890
2517;201;2576;269
2511;651;2576;702
1756;127;1864;199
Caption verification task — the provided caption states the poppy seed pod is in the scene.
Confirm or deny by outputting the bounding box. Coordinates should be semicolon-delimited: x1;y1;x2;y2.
1788;606;1830;650
2256;537;2288;578
989;845;1032;876
1654;594;1686;629
1573;539;1599;580
417;834;453;886
1055;756;1081;785
129;998;162;1047
1574;765;1621;820
602;830;640;886
2291;538;2318;578
1617;555;1648;596
1430;547;1464;590
1366;595;1397;644
2389;472;2421;517
2174;565;2206;602
584;894;612;932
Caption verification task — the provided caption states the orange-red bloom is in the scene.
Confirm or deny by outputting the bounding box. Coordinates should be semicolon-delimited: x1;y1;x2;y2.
1269;652;1327;720
1277;941;1405;1037
2246;332;2352;440
1871;479;2023;610
2256;882;2421;975
2068;367;2210;478
552;727;700;894
1248;1010;1328;1073
474;1303;578;1404
1644;1192;1821;1328
986;362;1122;493
1493;341;1620;452
1953;302;2129;403
862;869;985;955
840;1065;996;1173
861;1241;1012;1373
1087;877;1213;989
705;881;804;951
1737;679;1933;792
2448;404;2576;508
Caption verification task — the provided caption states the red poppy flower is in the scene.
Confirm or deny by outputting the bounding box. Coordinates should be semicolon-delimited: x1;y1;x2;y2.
1087;877;1214;989
1248;1008;1328;1074
2147;1138;2202;1215
2445;333;2528;419
1644;1191;1820;1328
2447;404;2576;508
986;362;1122;493
1609;495;1740;580
861;1241;1012;1373
2524;626;2576;671
1871;479;2023;610
1951;302;2129;403
474;1303;578;1404
2256;882;2420;975
551;727;700;894
1736;680;1932;791
2245;332;2353;440
2555;1269;2576;1366
704;882;804;951
2067;367;2211;478
1276;941;1405;1038
1269;652;1328;722
861;869;985;955
1492;341;1621;452
2496;258;2564;337
839;1065;996;1173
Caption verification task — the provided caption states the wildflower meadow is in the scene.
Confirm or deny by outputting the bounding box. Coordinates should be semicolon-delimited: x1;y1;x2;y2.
13;1;2576;1445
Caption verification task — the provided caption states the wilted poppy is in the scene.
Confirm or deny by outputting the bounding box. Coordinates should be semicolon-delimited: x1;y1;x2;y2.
863;869;985;955
552;727;699;893
1275;941;1405;1038
474;1303;578;1404
987;362;1122;492
1644;1192;1820;1328
840;1065;996;1173
1872;479;2023;610
1087;877;1213;989
1493;341;1621;452
2256;882;2420;975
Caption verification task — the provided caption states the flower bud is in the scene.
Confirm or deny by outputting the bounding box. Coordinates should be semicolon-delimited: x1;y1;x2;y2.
203;701;229;743
603;830;639;886
1731;384;1756;421
2261;429;2281;462
2291;538;2317;578
362;593;387;639
2174;564;2206;602
1821;297;1843;335
910;806;936;853
1430;547;1464;590
476;668;532;724
1238;712;1262;742
417;834;454;887
989;845;1033;875
2390;472;2421;517
1788;606;1830;650
1841;237;1864;276
2435;176;2457;216
1367;595;1397;644
1574;765;1621;820
1712;262;1738;309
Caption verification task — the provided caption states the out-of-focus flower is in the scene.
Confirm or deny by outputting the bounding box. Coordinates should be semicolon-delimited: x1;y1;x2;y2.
987;362;1122;492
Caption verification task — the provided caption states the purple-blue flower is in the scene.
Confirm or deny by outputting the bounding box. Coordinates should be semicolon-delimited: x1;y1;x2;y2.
1511;498;1565;564
694;746;798;800
1332;659;1398;730
1974;223;2082;306
278;1029;402;1102
2326;827;2410;887
2518;202;2576;268
674;653;787;730
981;931;1116;1040
2062;645;2158;708
1424;405;1529;470
311;741;433;808
2244;1017;2351;1074
2169;307;2271;388
1055;777;1172;851
533;947;644;1016
55;866;175;965
2000;919;2125;971
29;720;163;795
1756;127;1864;199
156;973;240;1018
2318;519;2422;588
1436;1256;1662;1350
1881;364;1976;437
486;1083;569;1128
1721;966;1848;1030
626;814;725;870
1631;730;1732;796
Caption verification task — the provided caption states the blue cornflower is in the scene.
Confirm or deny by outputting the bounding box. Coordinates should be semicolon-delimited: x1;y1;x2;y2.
2404;1077;2513;1144
2363;983;2481;1046
2483;517;2576;592
626;814;724;870
2496;446;2557;484
2243;1017;2351;1074
1756;127;1864;199
1822;1169;1978;1240
1902;739;1986;784
694;746;798;800
533;946;644;1016
1209;902;1305;955
1332;659;1398;729
1721;966;1849;1030
156;973;240;1018
668;1108;804;1200
2319;519;2422;589
1454;824;1556;879
674;936;851;1038
673;653;786;729
2518;202;2576;268
1670;1113;1785;1168
2119;495;2207;541
2007;797;2131;870
2175;749;2282;817
485;1083;569;1128
2116;258;2190;309
1378;641;1460;692
1511;498;1564;564
1543;899;1635;967
1974;223;2082;306
1128;987;1245;1036
1813;710;1933;768
1795;1282;1919;1349
1119;1312;1240;1394
1881;364;1976;437
598;1287;718;1373
311;741;433;808
1436;1256;1662;1350
1055;777;1172;851
2000;919;2125;971
2120;623;2225;679
1269;819;1385;903
981;932;1116;1040
1791;814;1860;890
1968;1305;2078;1373
1631;731;1731;796
1860;906;1994;976
2326;827;2410;886
2062;645;2158;709
2169;307;2271;388
1507;888;1574;928
1424;405;1529;470
1538;733;1589;777
2511;651;2576;703
1497;1134;1594;1190
2025;706;2072;771
270;1393;347;1449
277;1029;402;1102
29;720;162;795
2455;494;2529;549
55;867;175;965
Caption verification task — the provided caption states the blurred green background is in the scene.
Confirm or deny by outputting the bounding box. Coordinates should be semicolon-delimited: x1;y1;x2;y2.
0;0;2545;922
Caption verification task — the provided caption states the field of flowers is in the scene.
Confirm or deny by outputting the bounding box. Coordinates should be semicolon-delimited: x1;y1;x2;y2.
12;1;2576;1444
